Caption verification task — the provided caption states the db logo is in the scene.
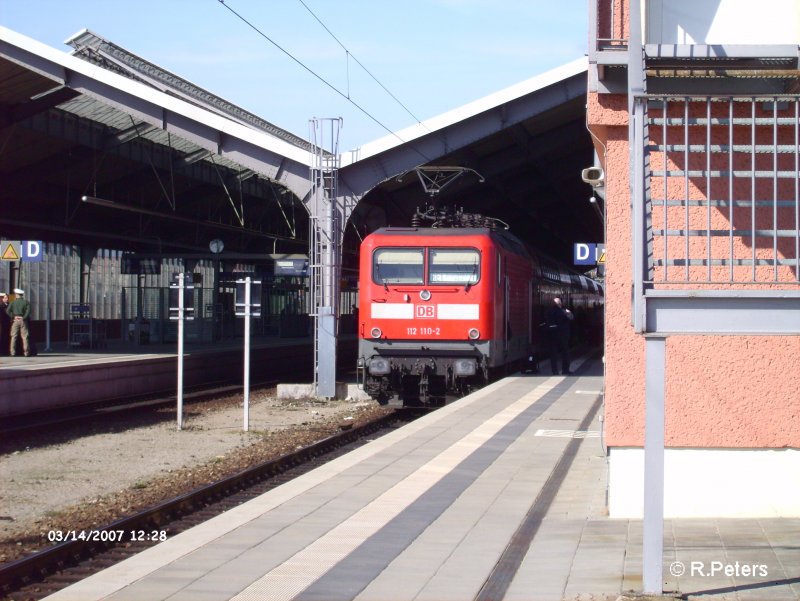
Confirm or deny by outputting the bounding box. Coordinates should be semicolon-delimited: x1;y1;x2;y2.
415;305;436;319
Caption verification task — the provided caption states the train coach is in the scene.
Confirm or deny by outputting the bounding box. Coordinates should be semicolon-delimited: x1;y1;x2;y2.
356;210;603;405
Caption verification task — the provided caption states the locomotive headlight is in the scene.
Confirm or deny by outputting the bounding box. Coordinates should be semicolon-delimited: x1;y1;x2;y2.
468;328;480;340
453;359;476;376
419;289;432;301
368;357;391;375
370;327;382;339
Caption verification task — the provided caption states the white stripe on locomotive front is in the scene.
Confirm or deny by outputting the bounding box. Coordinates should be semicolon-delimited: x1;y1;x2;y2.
370;303;414;319
370;303;479;319
437;304;479;319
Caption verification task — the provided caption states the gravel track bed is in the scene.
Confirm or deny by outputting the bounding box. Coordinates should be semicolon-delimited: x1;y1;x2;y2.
0;390;391;565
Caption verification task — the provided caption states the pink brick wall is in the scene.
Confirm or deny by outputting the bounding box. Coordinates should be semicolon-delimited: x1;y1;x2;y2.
589;102;800;449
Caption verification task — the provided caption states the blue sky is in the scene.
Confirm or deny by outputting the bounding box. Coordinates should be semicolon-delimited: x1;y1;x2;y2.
1;1;588;151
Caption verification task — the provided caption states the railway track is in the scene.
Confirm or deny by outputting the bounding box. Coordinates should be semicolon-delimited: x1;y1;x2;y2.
0;379;278;436
1;337;358;431
1;407;424;600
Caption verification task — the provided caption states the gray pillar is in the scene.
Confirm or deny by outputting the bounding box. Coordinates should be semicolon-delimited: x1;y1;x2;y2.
314;200;339;399
79;246;96;306
643;335;666;594
317;306;337;395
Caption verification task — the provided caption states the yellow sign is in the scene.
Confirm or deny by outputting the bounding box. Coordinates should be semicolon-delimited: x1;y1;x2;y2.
1;241;20;261
598;249;607;264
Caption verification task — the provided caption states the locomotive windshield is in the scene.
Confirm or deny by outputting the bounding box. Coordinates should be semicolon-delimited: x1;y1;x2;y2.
372;247;480;285
428;248;480;284
373;248;424;284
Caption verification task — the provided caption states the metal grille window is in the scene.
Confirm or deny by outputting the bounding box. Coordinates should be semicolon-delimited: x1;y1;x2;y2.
646;95;800;286
595;0;627;49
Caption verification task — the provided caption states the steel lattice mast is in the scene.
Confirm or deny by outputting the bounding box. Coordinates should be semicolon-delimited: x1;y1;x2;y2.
308;118;343;398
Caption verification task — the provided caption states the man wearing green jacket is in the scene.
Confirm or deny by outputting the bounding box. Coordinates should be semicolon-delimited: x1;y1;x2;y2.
7;288;31;357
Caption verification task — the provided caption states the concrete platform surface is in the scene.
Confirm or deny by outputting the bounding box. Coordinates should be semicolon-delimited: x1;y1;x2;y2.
0;335;315;372
40;357;800;601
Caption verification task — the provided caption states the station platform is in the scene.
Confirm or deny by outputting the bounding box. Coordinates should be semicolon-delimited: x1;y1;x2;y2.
0;336;307;372
0;336;356;418
40;356;800;601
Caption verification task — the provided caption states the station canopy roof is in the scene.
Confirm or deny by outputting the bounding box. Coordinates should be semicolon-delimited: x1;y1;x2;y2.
0;27;600;267
0;27;312;256
342;58;600;266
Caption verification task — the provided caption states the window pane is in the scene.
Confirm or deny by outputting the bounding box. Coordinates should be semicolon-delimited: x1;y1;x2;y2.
429;248;480;284
373;248;423;284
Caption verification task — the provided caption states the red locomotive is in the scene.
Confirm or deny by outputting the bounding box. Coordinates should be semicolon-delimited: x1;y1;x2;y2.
357;207;603;405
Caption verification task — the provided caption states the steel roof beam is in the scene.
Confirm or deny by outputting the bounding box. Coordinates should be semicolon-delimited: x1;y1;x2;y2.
0;85;79;128
338;69;588;201
0;27;313;202
13;109;287;200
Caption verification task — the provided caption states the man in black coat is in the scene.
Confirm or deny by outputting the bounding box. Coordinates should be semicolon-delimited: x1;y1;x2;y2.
546;297;574;375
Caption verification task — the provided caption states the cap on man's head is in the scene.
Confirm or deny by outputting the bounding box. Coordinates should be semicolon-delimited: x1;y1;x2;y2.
0;292;7;297
13;288;24;295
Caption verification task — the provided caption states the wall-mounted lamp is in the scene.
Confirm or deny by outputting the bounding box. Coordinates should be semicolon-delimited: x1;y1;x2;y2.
581;167;605;187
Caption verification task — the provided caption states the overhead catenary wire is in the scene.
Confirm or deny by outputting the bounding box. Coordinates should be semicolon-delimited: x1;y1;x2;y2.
216;0;432;160
296;0;429;132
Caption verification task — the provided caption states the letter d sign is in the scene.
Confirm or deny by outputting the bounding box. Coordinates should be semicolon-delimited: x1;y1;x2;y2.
23;241;43;262
574;243;596;266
